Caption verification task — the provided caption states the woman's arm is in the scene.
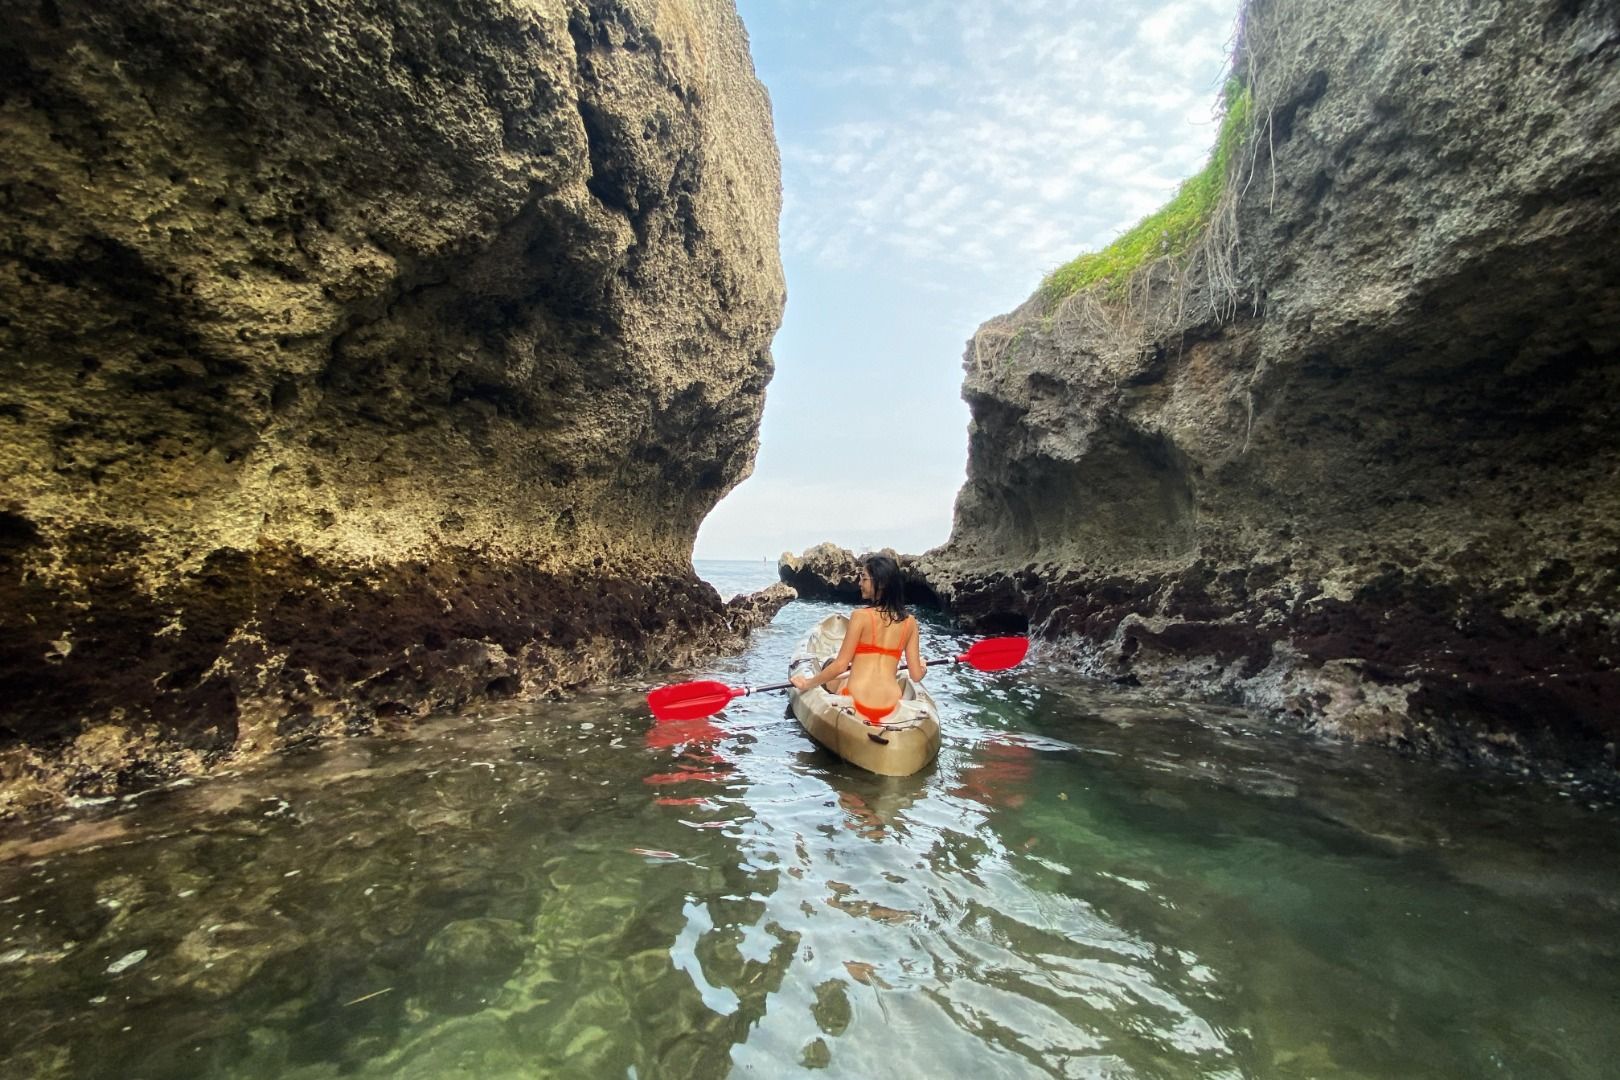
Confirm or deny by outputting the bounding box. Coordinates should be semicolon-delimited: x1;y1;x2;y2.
791;611;863;691
905;616;925;681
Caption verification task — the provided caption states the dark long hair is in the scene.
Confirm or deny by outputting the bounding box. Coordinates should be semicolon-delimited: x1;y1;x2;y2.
863;554;907;625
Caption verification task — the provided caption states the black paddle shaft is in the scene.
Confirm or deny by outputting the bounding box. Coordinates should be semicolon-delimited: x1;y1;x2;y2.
767;653;963;697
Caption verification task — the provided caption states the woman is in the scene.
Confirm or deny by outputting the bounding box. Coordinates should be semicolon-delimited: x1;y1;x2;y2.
789;554;925;725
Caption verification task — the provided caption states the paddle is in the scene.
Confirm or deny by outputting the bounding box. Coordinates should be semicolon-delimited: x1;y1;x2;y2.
647;636;1030;722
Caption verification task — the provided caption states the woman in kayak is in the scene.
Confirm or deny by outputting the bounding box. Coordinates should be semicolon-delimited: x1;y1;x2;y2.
789;553;925;724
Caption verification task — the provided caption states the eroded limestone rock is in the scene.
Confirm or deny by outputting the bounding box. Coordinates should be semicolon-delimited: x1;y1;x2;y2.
0;0;784;814
778;543;940;607
924;0;1620;776
722;581;796;636
778;543;865;603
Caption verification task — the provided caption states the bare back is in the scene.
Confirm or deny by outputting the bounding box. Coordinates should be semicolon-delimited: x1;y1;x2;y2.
843;607;915;710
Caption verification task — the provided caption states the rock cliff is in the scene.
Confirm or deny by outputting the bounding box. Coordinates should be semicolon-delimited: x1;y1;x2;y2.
0;0;784;814
924;0;1620;775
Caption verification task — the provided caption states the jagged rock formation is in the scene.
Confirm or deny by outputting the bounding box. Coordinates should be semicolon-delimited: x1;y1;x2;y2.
0;0;784;815
778;543;941;607
923;0;1620;775
779;543;865;602
720;581;797;631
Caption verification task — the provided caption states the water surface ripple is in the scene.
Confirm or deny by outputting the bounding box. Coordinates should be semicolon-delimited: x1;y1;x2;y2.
1;561;1616;1078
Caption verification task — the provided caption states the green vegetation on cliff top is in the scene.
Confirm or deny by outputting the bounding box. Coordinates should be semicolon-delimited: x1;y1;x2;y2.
1040;79;1251;306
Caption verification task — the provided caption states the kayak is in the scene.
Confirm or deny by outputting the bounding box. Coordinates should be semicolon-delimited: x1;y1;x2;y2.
787;614;941;776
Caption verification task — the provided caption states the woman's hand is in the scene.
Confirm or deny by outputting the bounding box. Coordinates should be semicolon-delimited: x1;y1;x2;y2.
790;674;811;691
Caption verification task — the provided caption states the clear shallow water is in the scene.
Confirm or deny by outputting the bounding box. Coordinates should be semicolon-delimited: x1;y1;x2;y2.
0;565;1616;1078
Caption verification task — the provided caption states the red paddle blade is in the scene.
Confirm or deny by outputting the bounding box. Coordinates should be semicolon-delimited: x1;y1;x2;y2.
959;636;1029;672
648;680;742;722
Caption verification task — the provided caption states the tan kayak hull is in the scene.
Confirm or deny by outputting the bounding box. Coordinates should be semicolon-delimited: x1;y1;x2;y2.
788;614;942;776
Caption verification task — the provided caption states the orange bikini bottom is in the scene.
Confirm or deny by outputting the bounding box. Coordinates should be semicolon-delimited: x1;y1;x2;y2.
849;696;897;725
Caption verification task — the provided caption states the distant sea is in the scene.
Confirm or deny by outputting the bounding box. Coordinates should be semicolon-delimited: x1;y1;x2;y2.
694;558;781;599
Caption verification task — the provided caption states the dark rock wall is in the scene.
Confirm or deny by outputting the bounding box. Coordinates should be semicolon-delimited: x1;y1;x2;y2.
778;543;865;603
925;0;1620;775
778;543;943;609
0;0;784;813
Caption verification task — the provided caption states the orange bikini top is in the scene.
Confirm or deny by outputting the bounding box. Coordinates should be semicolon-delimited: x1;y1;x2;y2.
852;609;907;658
854;642;902;657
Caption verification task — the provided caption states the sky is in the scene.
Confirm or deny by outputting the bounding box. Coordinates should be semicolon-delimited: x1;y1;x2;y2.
694;0;1242;561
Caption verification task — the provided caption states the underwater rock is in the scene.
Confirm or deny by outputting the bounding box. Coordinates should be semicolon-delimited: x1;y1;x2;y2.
173;917;308;999
0;0;784;814
415;917;528;1014
924;0;1620;776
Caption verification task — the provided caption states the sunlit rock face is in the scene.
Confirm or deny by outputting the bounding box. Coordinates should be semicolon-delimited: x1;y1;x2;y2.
0;0;784;813
923;0;1620;774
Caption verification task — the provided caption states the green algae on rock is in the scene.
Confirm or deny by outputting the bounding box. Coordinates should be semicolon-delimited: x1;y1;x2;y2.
923;0;1620;776
0;0;786;815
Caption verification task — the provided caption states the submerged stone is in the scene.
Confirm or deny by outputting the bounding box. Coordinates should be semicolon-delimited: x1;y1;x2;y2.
415;917;528;1014
172;916;308;1000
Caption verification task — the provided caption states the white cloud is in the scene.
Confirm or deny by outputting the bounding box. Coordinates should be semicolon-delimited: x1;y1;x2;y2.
701;1;1244;562
774;0;1242;280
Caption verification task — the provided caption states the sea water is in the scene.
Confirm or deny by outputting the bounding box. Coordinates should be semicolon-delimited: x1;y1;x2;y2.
0;566;1615;1077
696;557;784;600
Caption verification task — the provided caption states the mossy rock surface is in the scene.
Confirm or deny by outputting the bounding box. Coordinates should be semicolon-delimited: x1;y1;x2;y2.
928;0;1620;777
